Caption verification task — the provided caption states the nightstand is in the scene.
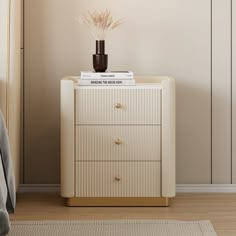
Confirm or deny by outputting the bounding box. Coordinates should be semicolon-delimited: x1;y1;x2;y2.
60;76;175;206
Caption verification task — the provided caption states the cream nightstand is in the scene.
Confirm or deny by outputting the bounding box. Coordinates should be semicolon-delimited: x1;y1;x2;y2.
60;76;175;206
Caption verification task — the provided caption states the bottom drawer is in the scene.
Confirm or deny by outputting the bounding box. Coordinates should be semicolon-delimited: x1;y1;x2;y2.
75;162;161;197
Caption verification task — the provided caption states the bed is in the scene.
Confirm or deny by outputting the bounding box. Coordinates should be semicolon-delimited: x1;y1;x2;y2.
0;0;21;235
0;153;10;236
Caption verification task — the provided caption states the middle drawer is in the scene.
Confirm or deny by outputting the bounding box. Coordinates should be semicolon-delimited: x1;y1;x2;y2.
76;126;161;161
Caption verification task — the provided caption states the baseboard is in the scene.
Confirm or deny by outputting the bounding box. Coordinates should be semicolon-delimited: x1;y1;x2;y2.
18;184;236;193
18;184;60;193
176;184;236;193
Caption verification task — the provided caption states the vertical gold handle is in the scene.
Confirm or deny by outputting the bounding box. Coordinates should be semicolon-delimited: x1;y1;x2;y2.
115;103;122;109
114;139;122;145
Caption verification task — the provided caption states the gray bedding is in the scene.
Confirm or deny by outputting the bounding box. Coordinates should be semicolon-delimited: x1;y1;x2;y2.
0;112;16;236
0;153;10;236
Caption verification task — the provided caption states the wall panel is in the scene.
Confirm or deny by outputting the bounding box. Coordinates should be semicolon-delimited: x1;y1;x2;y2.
20;0;24;183
154;0;212;184
0;0;10;119
212;0;232;184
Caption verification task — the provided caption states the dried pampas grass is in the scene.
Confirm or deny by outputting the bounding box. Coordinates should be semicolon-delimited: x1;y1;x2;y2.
78;9;123;40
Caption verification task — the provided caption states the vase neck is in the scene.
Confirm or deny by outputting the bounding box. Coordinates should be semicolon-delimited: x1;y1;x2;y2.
96;40;105;54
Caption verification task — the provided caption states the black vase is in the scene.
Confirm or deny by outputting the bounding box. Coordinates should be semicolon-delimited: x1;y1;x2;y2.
93;40;108;72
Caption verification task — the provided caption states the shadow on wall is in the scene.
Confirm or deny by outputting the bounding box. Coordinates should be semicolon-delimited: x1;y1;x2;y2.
176;81;211;184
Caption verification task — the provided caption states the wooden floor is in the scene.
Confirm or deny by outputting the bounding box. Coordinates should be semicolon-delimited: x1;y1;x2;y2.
10;193;236;236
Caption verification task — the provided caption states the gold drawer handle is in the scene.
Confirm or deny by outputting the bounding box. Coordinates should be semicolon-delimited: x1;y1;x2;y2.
114;139;122;145
115;103;122;109
115;176;121;181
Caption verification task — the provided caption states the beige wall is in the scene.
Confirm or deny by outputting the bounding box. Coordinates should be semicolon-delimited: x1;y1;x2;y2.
23;0;235;184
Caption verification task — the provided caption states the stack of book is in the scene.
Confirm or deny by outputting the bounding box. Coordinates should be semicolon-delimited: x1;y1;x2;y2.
79;71;135;86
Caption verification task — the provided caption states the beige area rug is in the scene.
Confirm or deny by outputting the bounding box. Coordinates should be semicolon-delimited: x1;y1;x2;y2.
9;220;217;236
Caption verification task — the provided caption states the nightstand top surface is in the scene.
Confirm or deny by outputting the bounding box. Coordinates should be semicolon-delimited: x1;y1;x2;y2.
62;76;174;89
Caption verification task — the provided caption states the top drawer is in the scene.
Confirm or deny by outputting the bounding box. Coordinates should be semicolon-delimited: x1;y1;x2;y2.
75;87;161;125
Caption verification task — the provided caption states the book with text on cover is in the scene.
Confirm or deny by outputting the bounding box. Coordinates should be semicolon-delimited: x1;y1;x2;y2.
80;71;134;79
79;79;136;86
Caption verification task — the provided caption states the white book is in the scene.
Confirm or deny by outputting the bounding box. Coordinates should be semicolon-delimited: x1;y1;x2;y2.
80;71;134;80
79;79;136;86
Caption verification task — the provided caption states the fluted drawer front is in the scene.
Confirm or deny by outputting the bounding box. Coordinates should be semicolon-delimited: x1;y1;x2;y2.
76;126;160;161
75;162;161;197
75;87;161;124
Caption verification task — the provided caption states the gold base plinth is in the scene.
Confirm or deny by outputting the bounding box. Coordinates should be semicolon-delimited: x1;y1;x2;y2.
66;197;169;207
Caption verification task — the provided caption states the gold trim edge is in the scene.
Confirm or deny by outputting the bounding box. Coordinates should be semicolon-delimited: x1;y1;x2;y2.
66;197;169;207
